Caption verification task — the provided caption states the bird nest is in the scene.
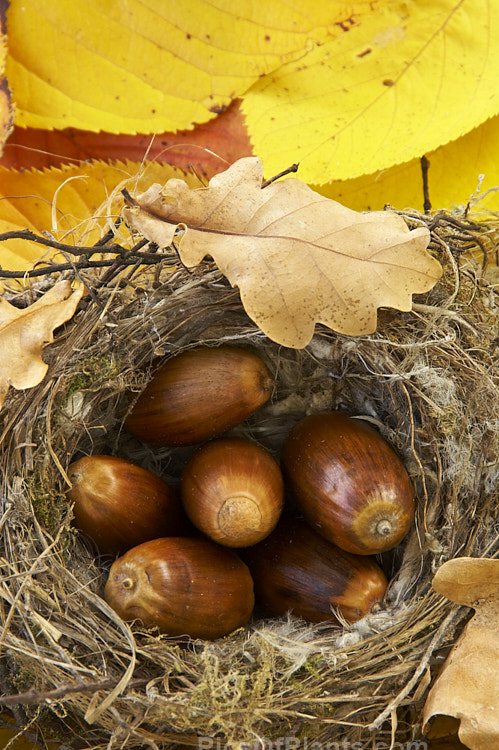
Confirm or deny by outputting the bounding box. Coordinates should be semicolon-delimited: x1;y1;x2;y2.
0;210;498;750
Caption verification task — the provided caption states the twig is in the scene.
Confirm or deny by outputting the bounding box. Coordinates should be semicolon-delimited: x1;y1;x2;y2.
421;156;431;214
0;227;168;280
92;216;123;246
0;255;163;279
0;229;122;257
122;187;138;207
427;211;486;233
0;259;123;279
261;163;299;188
0;676;150;707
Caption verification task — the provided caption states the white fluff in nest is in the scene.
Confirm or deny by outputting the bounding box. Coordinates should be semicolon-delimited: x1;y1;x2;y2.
413;362;459;410
247;603;411;676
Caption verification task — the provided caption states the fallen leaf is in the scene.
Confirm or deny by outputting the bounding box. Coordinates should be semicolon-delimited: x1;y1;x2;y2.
0;280;84;409
5;0;374;134
124;156;442;348
242;0;499;185
423;557;499;750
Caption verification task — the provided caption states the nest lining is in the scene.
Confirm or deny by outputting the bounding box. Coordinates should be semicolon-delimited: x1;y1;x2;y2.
0;213;498;749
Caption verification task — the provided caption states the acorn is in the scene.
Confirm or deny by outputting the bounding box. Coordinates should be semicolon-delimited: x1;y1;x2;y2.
181;437;284;547
67;455;189;555
246;516;388;624
280;412;415;555
104;537;255;638
124;345;273;446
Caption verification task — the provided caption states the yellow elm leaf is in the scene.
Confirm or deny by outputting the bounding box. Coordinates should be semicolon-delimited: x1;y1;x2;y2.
5;0;386;134
317;115;499;214
423;558;499;750
0;280;84;409
124;156;442;348
0;160;200;276
242;0;499;185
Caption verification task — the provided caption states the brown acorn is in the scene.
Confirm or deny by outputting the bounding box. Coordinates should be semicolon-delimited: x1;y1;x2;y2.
67;455;189;555
181;437;284;547
124;345;273;446
246;516;388;624
104;537;255;638
281;412;415;555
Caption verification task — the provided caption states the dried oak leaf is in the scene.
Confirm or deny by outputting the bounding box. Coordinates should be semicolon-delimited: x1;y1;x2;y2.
124;157;442;348
423;557;499;750
0;280;84;410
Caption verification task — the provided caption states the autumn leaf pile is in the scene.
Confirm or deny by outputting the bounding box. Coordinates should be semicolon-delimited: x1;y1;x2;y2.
2;0;499;278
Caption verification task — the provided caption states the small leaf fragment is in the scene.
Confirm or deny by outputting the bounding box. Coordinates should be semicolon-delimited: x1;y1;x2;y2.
125;156;442;348
431;556;499;606
0;280;84;409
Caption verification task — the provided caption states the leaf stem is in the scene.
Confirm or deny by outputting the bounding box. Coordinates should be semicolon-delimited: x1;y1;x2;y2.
261;163;300;188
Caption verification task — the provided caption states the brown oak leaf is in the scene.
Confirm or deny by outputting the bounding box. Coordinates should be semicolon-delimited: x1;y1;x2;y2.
0;280;84;409
423;557;499;750
124;157;442;348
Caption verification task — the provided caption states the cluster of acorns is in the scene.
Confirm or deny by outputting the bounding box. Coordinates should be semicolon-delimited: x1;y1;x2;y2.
66;346;415;640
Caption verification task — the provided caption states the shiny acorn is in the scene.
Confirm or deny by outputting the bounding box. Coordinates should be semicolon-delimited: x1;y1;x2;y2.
124;345;273;446
281;412;415;555
181;437;284;547
246;516;388;624
104;536;255;638
66;455;188;555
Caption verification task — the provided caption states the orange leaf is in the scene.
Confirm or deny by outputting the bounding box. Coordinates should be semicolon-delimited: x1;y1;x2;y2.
0;101;252;174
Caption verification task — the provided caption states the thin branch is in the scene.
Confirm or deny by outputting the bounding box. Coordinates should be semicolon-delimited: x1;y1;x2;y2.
0;254;161;279
0;259;119;279
92;216;123;246
122;187;138;207
261;163;299;189
0;676;150;707
0;227;168;279
0;229;123;257
420;155;431;214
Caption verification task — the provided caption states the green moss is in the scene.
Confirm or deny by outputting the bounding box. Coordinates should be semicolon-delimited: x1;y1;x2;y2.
27;469;72;543
302;654;323;679
63;354;121;403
